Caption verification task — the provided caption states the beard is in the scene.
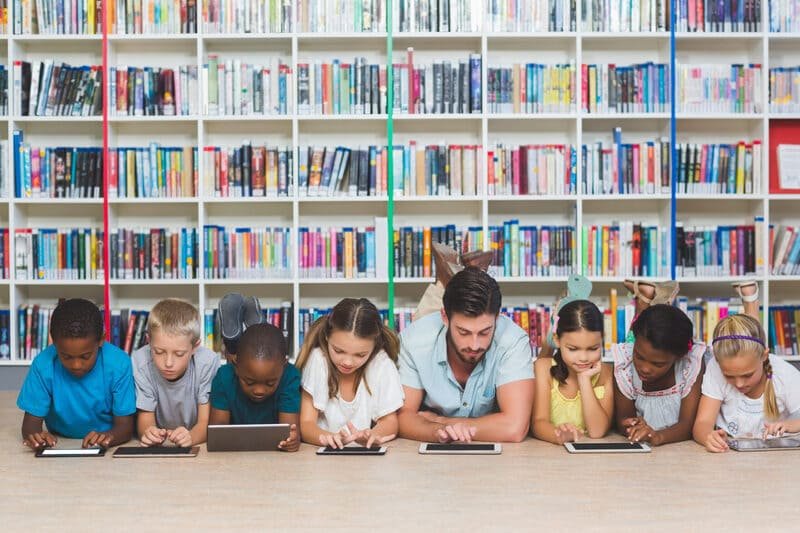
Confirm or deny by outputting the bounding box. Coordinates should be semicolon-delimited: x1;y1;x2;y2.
446;328;493;367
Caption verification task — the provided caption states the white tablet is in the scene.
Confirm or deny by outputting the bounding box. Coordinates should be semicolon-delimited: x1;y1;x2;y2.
316;446;387;455
418;442;502;455
564;442;651;453
207;424;290;452
36;447;105;457
728;437;800;452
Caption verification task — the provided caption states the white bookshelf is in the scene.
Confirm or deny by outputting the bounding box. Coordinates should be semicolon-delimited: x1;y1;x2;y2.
0;1;797;365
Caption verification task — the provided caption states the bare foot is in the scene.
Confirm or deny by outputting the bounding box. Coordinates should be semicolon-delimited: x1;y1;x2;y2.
432;242;460;287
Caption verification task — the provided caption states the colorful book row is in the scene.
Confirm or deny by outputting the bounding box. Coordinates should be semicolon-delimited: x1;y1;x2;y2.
582;129;670;195
768;306;800;356
675;222;761;277
111;0;197;34
770;225;800;276
14;0;102;34
298;219;388;279
678;64;763;114
488;144;575;196
582;62;670;114
204;0;291;34
109;65;199;116
391;50;482;114
204;303;293;355
110;308;150;354
109;228;198;280
396;0;481;32
489;0;575;32
675;0;762;32
202;226;292;279
489;221;576;277
14;228;104;280
487;63;576;114
109;145;198;199
14;142;103;200
582;0;669;32
14;61;103;116
204;56;291;116
203;143;292;198
675;141;762;195
582;223;670;277
299;145;391;197
769;67;800;114
393;225;480;279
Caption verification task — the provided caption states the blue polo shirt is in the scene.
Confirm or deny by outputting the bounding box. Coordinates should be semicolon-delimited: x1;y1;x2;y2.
399;313;534;418
17;342;136;438
210;362;301;424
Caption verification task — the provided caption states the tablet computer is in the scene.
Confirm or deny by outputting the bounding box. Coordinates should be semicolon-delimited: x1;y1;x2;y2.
113;446;200;458
564;442;651;453
729;437;800;452
316;446;387;455
418;443;501;455
35;447;106;458
207;424;290;452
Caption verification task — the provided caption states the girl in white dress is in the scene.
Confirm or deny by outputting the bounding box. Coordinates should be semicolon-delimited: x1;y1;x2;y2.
296;298;404;449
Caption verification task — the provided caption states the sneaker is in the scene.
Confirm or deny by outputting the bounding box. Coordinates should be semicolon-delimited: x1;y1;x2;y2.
218;293;245;343
431;242;460;287
242;296;265;328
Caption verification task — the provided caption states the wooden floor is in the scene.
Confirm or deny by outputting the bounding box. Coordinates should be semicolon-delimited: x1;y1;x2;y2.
1;390;799;531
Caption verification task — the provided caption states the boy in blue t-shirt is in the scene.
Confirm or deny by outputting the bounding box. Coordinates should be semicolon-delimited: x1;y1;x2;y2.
210;323;301;451
17;298;136;450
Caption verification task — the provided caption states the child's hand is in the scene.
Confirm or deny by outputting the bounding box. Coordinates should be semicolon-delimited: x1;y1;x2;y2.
278;424;299;452
435;422;477;443
166;427;192;447
23;431;58;450
140;426;167;447
623;417;659;444
319;431;346;449
83;431;114;449
341;422;395;448
576;361;602;381
554;423;581;444
704;429;730;453
763;421;788;439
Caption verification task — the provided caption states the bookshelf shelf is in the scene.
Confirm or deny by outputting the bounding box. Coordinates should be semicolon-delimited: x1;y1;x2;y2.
769;114;800;119
769;195;800;200
676;194;765;200
768;33;800;40
298;196;388;203
396;196;478;202
203;197;295;204
676;114;764;120
202;279;293;286
109;116;200;123
12;116;102;123
108;34;199;42
580;32;669;39
109;279;200;286
201;34;292;42
202;116;292;123
677;276;761;283
485;32;578;39
487;113;578;120
768;276;800;282
14;280;104;286
582;194;670;201
298;278;390;285
13;198;104;205
581;113;670;120
0;360;32;367
296;115;388;122
673;32;764;40
109;197;199;205
11;35;103;42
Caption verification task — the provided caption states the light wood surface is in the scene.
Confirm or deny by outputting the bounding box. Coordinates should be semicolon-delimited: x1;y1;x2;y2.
1;390;799;531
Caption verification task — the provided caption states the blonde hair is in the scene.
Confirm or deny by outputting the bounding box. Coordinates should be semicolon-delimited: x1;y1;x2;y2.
712;314;778;421
147;298;201;345
295;298;399;399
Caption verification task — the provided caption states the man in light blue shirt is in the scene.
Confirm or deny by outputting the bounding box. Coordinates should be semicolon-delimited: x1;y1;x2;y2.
398;267;535;443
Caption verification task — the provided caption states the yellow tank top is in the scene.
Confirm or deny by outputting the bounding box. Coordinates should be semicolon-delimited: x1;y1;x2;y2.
549;360;605;432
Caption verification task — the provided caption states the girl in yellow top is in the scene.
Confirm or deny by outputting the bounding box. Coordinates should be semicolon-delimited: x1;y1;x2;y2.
533;300;614;444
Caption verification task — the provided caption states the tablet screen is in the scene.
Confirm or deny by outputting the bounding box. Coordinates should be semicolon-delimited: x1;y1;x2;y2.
425;443;496;451
730;438;800;450
317;446;386;455
569;442;646;451
38;448;104;457
113;446;196;456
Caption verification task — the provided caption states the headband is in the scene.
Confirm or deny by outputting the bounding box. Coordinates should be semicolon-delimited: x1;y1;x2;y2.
711;334;765;347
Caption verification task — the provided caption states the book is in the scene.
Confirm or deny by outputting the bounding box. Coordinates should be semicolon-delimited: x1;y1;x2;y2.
582;132;670;195
204;143;292;198
770;0;800;32
110;65;198;116
489;144;576;196
675;0;762;32
299;222;387;279
396;0;482;32
582;0;669;32
110;309;150;354
204;55;291;116
14;0;103;34
393;225;481;278
392;51;482;114
489;0;575;32
13;140;103;199
298;0;384;32
676;223;757;277
16;304;54;360
768;305;800;355
771;68;800;114
674;141;761;195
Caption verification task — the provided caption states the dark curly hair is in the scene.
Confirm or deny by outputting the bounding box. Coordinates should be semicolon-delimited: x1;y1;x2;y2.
49;298;104;342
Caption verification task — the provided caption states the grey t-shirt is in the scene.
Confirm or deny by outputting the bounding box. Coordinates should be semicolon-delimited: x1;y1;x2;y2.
132;345;220;429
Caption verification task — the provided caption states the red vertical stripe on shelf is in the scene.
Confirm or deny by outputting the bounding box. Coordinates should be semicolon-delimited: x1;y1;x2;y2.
102;4;111;339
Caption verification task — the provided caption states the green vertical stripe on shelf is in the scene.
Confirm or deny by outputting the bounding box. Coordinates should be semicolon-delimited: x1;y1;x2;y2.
386;0;395;328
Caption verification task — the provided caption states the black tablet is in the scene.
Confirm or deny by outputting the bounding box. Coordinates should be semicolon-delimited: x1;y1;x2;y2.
113;446;200;458
316;446;387;455
564;442;651;453
35;447;106;457
418;443;502;454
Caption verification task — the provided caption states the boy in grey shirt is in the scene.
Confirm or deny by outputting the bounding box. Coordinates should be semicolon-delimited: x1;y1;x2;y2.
132;299;220;447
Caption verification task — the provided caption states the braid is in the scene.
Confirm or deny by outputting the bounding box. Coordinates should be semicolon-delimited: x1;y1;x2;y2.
550;349;569;384
763;358;780;421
